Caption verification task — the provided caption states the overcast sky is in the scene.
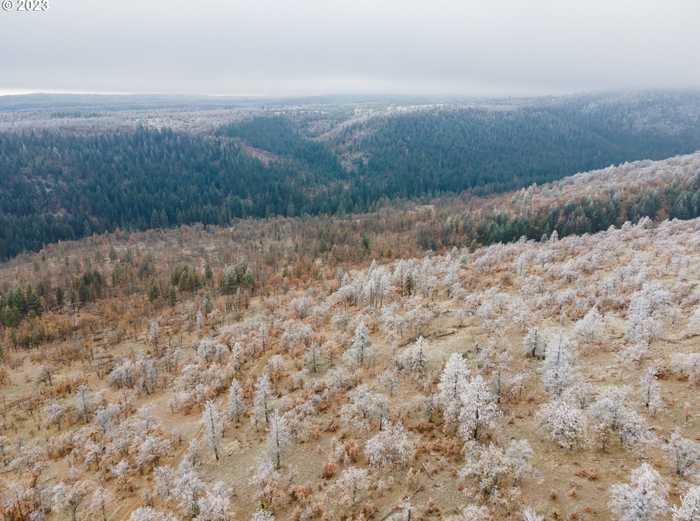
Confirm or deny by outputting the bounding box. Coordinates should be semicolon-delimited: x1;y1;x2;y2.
1;0;699;97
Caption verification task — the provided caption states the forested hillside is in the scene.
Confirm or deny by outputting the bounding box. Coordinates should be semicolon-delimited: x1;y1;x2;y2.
2;155;700;521
2;91;700;260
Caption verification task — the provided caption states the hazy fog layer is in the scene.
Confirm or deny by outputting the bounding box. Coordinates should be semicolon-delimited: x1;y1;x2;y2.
1;0;699;97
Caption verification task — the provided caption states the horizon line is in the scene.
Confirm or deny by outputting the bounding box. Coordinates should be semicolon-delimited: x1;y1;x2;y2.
2;86;700;101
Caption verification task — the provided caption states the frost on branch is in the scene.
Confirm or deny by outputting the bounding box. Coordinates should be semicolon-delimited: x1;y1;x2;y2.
458;374;501;442
345;321;375;368
202;400;223;461
588;386;651;451
340;384;390;433
226;378;244;424
537;399;586;450
437;352;469;428
673;485;700;521
75;384;93;423
639;367;662;416
625;284;673;345
252;373;273;430
51;480;92;521
664;430;700;478
266;409;290;469
671;353;700;385
608;463;667;521
88;486;115;521
396;335;428;376
522;327;546;359
459;441;533;503
333;467;369;508
573;306;604;345
45;401;66;430
195;481;231;521
540;333;579;397
365;421;415;469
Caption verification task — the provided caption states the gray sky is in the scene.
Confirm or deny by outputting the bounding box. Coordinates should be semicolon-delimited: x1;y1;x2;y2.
1;0;699;97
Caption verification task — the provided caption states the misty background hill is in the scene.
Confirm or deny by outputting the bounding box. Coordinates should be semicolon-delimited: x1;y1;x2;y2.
2;90;700;260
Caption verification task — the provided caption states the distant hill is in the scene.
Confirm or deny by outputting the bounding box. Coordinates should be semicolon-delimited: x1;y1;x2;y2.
2;90;700;260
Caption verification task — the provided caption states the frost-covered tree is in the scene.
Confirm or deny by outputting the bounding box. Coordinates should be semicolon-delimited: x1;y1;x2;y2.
304;343;325;374
560;380;596;410
95;403;120;435
541;334;579;397
112;459;130;485
226;379;244;424
505;439;534;484
673;485;700;521
148;320;160;347
664;430;699;478
37;364;55;386
196;339;229;364
89;486;114;521
459;444;509;499
280;320;313;352
380;368;400;397
229;341;244;373
639;368;662;416
345;321;374;367
173;460;205;517
136;434;171;471
75;384;92;423
619;342;650;367
486;347;512;403
250;457;280;507
267;409;290;469
438;353;469;427
458;375;500;442
155;465;176;500
195;481;231;521
108;359;136;389
537;399;586;450
202;400;223;461
625;286;670;345
183;438;202;469
671;353;700;385
46;402;65;429
588;386;650;451
290;295;312;319
341;384;390;432
267;355;285;379
365;421;415;469
52;480;91;521
397;336;428;375
137;357;159;395
335;467;369;507
609;463;667;521
574;307;604;344
252;373;272;430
